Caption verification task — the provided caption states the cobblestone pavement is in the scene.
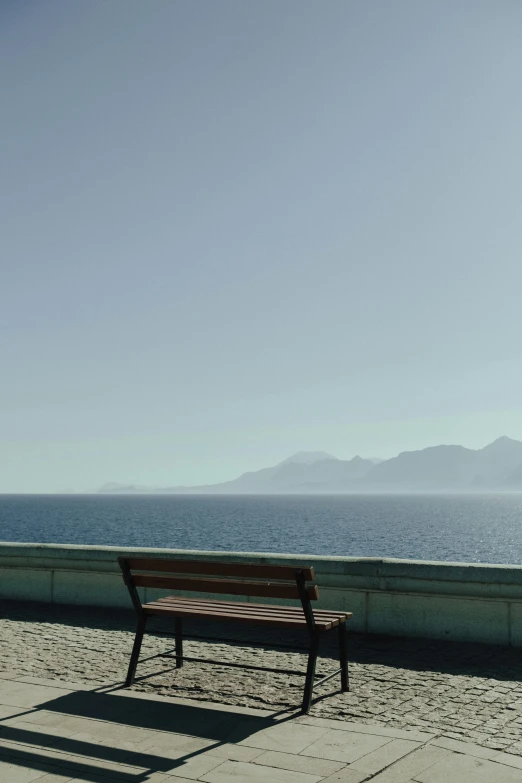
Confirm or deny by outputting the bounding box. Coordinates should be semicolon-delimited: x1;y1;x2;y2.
1;601;522;756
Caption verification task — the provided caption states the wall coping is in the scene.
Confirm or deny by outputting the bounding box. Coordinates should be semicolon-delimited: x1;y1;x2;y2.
1;541;522;585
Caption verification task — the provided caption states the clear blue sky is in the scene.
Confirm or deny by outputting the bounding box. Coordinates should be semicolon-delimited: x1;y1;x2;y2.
2;1;522;492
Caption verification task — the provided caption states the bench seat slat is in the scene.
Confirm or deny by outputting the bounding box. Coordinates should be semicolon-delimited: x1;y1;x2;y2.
143;602;337;631
147;599;348;624
133;573;319;601
152;595;351;621
122;557;314;581
143;596;351;630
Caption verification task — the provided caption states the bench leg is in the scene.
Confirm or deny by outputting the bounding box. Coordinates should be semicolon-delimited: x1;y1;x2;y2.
125;614;147;687
338;622;349;692
175;618;183;668
302;634;319;714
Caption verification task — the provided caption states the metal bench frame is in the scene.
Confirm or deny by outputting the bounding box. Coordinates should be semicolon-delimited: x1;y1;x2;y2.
118;557;351;714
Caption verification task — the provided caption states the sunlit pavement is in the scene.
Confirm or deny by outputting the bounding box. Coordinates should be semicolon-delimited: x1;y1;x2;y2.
2;674;522;782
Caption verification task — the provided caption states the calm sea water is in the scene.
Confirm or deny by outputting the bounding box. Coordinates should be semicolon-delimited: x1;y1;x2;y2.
1;493;522;564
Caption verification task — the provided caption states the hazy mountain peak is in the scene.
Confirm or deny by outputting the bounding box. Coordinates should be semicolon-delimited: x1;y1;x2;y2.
98;482;153;493
98;435;522;494
279;451;337;465
481;436;522;451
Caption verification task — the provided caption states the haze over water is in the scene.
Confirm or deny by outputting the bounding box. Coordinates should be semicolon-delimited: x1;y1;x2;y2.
2;493;522;565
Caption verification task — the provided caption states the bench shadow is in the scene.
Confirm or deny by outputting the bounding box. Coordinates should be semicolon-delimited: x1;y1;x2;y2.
0;689;293;782
41;688;286;738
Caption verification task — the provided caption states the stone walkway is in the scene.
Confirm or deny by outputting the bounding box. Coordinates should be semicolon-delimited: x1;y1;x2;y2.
2;675;522;782
1;602;522;759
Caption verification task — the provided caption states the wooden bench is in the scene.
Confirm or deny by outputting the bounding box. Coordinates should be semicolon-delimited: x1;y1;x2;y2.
118;556;352;713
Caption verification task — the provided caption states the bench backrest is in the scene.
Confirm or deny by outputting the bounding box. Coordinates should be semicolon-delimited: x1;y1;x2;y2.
118;557;319;604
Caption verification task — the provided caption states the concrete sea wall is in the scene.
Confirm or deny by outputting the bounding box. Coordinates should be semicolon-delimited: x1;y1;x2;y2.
1;542;521;646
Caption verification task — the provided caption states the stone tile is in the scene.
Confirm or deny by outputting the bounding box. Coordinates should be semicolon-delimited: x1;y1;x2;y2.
492;753;522;770
301;728;391;764
43;730;162;771
369;745;453;782
298;716;435;742
16;713;99;735
205;743;265;762
200;759;323;783
136;729;216;751
0;683;72;710
234;722;330;754
112;688;274;719
320;770;368;783
22;769;77;782
137;692;276;718
253;749;345;776
13;677;94;692
0;705;30;720
8;711;69;729
51;751;152;781
121;700;242;740
51;719;155;746
0;720;78;747
141;776;199;783
67;774;179;783
415;753;522;782
131;736;220;769
350;739;420;775
68;731;146;755
164;753;226;780
0;739;71;765
0;736;150;781
0;758;60;783
430;736;499;759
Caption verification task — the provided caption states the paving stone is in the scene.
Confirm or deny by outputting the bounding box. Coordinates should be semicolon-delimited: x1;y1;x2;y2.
50;732;164;770
493;753;522;770
415;753;522;782
159;752;226;779
234;722;330;753
204;743;265;762
0;738;68;763
0;758;67;783
320;769;368;783
0;733;155;781
200;759;323;782
429;736;499;759
22;769;79;782
350;738;420;775
369;745;453;782
68;774;184;783
128;737;222;770
252;749;345;776
13;677;95;692
135;729;216;751
0;719;81;748
301;728;391;763
58;753;153;781
0;683;73;710
0;705;32;720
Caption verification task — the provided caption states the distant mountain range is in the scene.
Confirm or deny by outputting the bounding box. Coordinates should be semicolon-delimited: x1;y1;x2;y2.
98;436;522;494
